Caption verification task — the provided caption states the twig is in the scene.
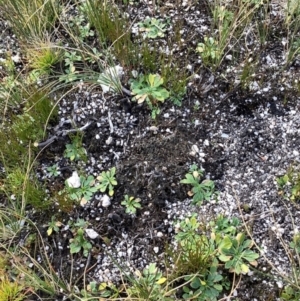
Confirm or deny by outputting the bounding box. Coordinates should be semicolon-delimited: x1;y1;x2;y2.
37;136;58;148
74;252;98;287
36;121;93;148
121;86;132;96
218;273;242;301
108;110;114;134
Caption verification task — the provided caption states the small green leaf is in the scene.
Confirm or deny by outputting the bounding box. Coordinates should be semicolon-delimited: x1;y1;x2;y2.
213;274;223;282
111;180;118;186
219;254;231;262
99;186;106;193
134;93;148;103
242;250;259;262
181;174;198;185
99;282;107;291
236;232;245;244
148;73;156;87
249;260;258;267
147;263;157;274
156;277;167;284
70;243;81;254
218;236;232;250
240;263;249;274
190;277;201;289
214;284;223;291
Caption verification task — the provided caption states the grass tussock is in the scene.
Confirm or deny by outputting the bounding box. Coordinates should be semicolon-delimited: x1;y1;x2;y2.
0;0;60;46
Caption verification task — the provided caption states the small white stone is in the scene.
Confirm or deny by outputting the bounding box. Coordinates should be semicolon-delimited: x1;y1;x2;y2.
276;281;283;289
153;247;159;253
293;150;299;156
204;139;209;146
127;247;133;256
12;53;21;63
249;81;259;91
131;70;138;78
106;136;113;145
191;144;199;153
163;113;170;118
149;126;159;132
157;232;163;238
221;133;229;139
101;195;111;207
95;134;100;139
85;228;99;239
66;171;81;188
282;38;287;47
266;55;272;64
186;64;192;70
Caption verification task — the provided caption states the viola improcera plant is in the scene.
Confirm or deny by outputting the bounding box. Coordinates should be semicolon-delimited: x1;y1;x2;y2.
130;73;169;118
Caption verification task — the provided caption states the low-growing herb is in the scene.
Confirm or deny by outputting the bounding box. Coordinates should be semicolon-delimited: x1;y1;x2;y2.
196;36;221;66
281;283;300;301
64;134;87;162
69;14;94;41
70;219;92;257
210;215;240;236
180;165;215;205
127;263;168;300
175;214;201;245
46;164;60;177
64;51;82;67
290;233;300;253
138;18;167;39
65;174;100;205
98;282;122;298
182;259;225;301
218;232;259;274
130;73;169;119
59;51;82;83
47;216;62;236
277;166;300;201
121;195;142;214
97;167;117;196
